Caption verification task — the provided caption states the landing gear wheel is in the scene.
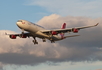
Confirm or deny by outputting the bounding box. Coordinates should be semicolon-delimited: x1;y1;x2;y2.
32;40;38;44
32;37;38;45
51;40;55;43
42;39;46;42
19;30;25;38
21;29;24;35
20;32;24;38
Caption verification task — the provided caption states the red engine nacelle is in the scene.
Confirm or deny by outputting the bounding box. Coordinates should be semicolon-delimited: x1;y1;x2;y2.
21;35;27;38
72;28;78;33
9;35;16;39
51;31;58;35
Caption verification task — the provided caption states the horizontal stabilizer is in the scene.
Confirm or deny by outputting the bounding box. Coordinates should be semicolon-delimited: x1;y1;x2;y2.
64;35;80;38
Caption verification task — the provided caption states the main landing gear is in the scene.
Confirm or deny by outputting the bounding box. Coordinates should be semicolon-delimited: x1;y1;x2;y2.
51;40;55;43
21;29;24;34
32;37;38;44
42;38;46;42
32;37;55;44
49;37;55;43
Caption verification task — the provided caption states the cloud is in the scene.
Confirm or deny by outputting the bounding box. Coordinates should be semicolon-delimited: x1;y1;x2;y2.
27;0;102;17
0;30;70;65
0;14;102;68
37;14;102;48
96;69;102;70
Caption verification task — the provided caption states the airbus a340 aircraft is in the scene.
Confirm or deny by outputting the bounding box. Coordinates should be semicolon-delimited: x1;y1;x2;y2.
6;20;99;44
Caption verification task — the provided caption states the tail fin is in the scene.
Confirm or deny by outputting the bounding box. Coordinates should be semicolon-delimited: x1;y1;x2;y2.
60;23;66;39
61;23;66;29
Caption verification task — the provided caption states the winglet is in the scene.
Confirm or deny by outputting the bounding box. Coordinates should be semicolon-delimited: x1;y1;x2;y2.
95;23;99;26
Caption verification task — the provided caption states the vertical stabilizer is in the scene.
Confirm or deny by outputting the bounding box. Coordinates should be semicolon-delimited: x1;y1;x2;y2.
61;23;66;29
60;23;66;39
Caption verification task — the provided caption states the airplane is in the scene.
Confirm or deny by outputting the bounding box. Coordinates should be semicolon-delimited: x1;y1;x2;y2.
6;20;99;44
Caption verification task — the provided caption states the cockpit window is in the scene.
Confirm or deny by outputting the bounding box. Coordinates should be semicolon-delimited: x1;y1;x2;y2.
17;20;22;22
32;23;44;28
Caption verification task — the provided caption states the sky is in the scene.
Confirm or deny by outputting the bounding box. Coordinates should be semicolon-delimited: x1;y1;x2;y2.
0;0;102;70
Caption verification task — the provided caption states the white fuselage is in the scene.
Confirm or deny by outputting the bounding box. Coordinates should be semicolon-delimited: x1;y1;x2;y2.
16;20;62;41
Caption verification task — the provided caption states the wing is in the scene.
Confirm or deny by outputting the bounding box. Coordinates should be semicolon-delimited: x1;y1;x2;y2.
5;32;34;39
6;32;31;36
41;23;99;34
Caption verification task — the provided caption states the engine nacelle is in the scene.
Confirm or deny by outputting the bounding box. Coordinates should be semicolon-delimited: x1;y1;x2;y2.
9;35;16;39
72;28;78;33
51;31;58;35
21;35;27;38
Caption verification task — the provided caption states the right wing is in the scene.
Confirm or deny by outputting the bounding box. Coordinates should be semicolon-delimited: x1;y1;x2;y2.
41;23;99;34
5;32;33;39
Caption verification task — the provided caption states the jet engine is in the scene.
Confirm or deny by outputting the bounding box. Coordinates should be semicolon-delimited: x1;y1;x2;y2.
72;28;78;33
51;31;58;35
9;35;16;39
20;35;27;38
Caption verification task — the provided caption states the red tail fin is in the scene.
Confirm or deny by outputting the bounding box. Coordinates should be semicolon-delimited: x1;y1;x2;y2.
61;23;66;29
60;23;66;39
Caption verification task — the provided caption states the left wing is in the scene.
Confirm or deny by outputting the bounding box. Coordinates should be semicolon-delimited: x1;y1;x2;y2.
41;23;99;34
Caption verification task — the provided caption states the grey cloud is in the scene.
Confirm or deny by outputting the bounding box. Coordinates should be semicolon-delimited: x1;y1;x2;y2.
37;14;102;61
96;69;102;70
37;14;102;48
0;15;102;66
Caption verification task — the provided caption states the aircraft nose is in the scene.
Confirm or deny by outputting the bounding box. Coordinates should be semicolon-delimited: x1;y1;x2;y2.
16;20;23;25
16;21;22;28
16;22;20;26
